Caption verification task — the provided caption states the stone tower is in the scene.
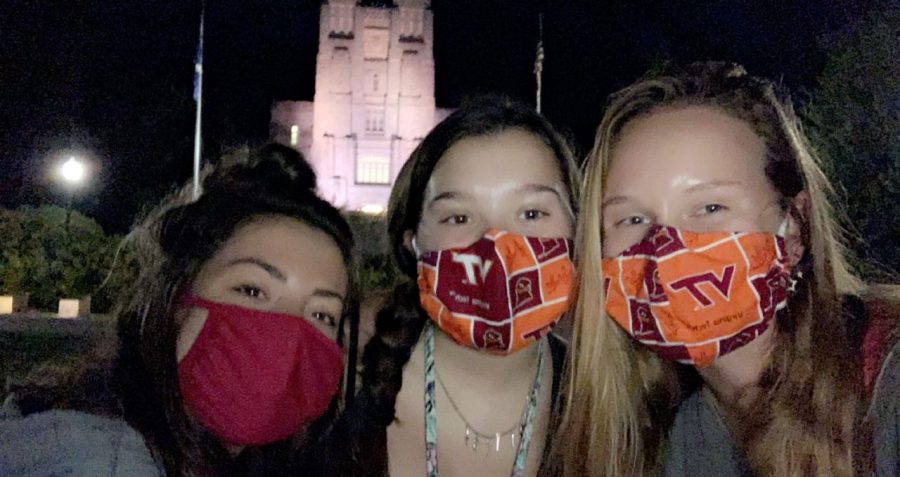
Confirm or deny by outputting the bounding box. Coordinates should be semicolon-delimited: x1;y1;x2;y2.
271;0;452;212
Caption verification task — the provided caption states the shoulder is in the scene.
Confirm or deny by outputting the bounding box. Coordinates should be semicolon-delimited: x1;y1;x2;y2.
869;338;900;477
668;389;708;441
664;390;751;477
0;408;164;476
859;285;900;392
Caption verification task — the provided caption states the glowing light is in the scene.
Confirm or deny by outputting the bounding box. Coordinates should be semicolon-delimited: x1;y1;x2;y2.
290;125;299;146
359;204;385;215
60;157;85;184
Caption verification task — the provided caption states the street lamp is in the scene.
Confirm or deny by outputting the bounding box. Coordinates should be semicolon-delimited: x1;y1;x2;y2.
60;156;85;184
58;156;86;234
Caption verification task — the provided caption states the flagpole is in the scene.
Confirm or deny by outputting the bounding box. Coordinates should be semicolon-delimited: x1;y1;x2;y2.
534;13;544;114
192;8;204;200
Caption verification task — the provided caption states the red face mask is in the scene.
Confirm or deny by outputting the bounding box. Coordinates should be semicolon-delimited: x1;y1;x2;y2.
177;293;344;446
417;229;574;355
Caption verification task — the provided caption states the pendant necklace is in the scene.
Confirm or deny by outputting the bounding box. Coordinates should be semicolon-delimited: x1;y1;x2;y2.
423;323;544;477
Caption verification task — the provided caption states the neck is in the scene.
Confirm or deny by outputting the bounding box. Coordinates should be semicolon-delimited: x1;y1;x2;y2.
699;325;776;411
432;327;543;394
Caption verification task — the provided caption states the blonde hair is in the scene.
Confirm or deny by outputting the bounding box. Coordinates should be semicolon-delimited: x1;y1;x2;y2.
554;62;866;476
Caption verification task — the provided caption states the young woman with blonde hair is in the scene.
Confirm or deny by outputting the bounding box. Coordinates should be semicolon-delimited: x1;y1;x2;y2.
555;62;899;476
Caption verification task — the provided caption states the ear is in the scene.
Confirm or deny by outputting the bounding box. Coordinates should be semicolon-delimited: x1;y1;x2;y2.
402;230;416;255
783;191;809;267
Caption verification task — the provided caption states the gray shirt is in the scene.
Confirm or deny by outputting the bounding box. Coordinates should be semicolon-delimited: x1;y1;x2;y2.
0;398;164;477
664;342;900;477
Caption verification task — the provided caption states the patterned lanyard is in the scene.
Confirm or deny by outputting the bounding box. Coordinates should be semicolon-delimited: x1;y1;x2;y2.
423;323;544;477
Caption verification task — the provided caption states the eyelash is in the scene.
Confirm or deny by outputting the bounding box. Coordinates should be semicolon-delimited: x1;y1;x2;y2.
698;204;728;215
233;284;266;299
440;214;469;225
310;311;337;328
522;209;548;220
616;216;650;227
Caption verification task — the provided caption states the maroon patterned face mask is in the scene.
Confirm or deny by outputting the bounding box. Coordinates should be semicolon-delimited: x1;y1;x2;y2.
417;229;575;355
177;293;343;446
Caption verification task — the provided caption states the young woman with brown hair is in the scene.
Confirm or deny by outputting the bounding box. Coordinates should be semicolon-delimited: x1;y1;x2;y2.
555;62;899;476
1;144;360;476
351;96;580;477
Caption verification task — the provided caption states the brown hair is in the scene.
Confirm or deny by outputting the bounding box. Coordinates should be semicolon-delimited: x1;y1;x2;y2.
10;144;360;476
554;62;867;476
354;95;580;474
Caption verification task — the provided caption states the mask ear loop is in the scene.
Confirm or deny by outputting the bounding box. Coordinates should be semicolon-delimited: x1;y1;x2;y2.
776;216;791;238
411;236;423;259
776;215;807;294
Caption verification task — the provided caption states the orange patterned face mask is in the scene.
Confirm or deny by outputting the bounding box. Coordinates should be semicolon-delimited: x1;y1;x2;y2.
417;229;574;355
602;223;792;368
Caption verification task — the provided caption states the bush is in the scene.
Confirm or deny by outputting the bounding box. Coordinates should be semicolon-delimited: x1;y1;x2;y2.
345;212;403;292
0;205;134;313
803;2;900;281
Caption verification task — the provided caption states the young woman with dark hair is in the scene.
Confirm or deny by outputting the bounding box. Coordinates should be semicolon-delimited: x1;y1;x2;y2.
349;96;581;477
0;144;360;476
555;61;899;477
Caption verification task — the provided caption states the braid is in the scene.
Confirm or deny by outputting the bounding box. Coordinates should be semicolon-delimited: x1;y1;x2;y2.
338;279;425;476
360;279;427;425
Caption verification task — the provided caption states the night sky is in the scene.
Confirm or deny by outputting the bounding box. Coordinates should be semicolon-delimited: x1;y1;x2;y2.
1;0;876;233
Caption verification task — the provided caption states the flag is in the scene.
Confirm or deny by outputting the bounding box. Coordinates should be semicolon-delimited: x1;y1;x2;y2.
193;13;204;102
534;14;544;112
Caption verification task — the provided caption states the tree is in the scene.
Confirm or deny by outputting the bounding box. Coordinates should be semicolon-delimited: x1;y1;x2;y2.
803;2;900;280
0;205;130;312
345;212;402;292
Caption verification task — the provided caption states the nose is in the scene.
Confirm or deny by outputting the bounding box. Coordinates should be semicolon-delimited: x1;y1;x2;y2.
272;295;305;318
650;203;682;230
482;212;521;237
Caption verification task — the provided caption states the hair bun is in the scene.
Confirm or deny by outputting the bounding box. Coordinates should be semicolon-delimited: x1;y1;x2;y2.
204;143;317;196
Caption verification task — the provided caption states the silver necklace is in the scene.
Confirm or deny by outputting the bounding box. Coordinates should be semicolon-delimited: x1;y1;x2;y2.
432;342;544;453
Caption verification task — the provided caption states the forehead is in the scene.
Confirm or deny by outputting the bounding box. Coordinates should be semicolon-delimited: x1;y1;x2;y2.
426;128;563;196
606;106;769;193
210;216;348;292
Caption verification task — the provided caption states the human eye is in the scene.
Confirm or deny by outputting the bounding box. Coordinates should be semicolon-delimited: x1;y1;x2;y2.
440;214;470;225
521;208;549;221
309;311;338;328
232;284;267;300
696;203;729;216
615;215;650;227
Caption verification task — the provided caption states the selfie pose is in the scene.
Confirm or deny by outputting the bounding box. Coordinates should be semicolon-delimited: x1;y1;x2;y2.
350;97;580;477
555;62;899;477
1;144;359;476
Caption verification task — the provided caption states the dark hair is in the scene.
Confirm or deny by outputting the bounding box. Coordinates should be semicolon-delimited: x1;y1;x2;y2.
12;144;359;476
388;95;580;275
351;95;580;473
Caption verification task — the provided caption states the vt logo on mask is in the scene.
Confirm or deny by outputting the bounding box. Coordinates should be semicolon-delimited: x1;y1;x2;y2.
417;229;574;355
670;265;736;308
602;223;793;368
452;253;494;285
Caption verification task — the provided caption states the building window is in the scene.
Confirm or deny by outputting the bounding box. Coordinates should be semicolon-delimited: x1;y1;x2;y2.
289;125;299;146
363;27;390;60
356;155;390;184
365;108;385;134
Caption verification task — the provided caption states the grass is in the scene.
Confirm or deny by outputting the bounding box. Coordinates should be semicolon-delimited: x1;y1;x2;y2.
0;330;89;402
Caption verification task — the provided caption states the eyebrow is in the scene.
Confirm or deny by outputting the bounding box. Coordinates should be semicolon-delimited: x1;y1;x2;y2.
312;289;346;302
601;195;630;208
601;180;745;208
517;183;563;199
226;257;286;282
685;180;744;193
426;190;469;208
